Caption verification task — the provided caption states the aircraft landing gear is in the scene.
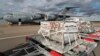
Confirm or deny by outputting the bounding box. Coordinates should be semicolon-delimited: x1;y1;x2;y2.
18;22;22;26
7;22;12;25
18;18;22;26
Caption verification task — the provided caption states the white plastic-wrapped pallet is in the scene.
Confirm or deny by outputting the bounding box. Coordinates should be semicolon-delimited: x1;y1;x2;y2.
38;19;81;53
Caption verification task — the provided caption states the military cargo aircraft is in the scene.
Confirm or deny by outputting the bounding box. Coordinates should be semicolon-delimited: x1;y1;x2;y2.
0;7;81;25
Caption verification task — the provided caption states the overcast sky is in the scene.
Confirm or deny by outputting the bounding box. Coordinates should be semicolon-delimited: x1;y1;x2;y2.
0;0;100;16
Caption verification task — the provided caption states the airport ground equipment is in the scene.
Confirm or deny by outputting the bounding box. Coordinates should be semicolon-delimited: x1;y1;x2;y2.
8;42;50;56
6;35;98;56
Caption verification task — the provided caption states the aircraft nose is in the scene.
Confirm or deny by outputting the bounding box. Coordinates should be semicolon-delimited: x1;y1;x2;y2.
3;16;11;22
5;18;10;21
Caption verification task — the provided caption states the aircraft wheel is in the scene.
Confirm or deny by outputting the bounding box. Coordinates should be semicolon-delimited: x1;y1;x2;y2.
7;22;12;25
18;22;22;26
18;18;22;26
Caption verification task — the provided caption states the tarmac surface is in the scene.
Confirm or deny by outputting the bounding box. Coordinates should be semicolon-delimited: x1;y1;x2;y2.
0;25;39;38
0;24;39;52
0;22;99;56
